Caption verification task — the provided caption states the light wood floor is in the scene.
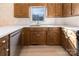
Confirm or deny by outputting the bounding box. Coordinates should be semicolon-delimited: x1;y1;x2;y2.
19;45;69;56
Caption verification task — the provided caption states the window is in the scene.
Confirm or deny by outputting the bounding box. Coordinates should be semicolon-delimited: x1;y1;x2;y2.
31;6;46;21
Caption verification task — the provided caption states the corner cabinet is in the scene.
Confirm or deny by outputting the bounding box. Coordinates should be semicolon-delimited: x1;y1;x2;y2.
14;3;29;18
0;36;9;56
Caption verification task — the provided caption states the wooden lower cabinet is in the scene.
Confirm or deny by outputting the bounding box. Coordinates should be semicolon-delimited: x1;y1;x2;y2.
0;27;78;56
22;27;61;45
30;28;47;45
22;27;47;45
22;28;31;45
0;36;9;56
0;29;22;56
47;27;61;45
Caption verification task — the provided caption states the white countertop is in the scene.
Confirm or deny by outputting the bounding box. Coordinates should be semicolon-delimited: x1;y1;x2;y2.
0;26;23;38
0;25;79;38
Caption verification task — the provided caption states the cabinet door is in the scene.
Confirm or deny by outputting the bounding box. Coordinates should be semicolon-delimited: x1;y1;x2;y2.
14;3;29;18
72;3;79;16
22;28;31;45
55;3;62;17
62;3;72;17
0;45;6;56
30;28;47;45
0;36;9;56
47;3;56;17
30;31;46;45
47;27;61;45
1;44;8;56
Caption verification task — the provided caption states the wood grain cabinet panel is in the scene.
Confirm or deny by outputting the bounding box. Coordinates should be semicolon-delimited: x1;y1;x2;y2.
21;28;31;45
30;28;47;45
55;3;62;17
47;27;61;45
31;3;42;6
62;3;72;17
14;3;29;18
0;36;9;56
72;3;79;16
30;31;46;45
47;3;62;17
31;3;47;6
47;3;56;17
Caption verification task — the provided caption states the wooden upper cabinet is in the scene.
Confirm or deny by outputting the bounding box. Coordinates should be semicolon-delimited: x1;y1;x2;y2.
47;3;62;17
31;3;47;6
31;3;42;6
14;3;29;18
62;3;72;17
72;3;79;16
47;3;56;17
55;3;62;17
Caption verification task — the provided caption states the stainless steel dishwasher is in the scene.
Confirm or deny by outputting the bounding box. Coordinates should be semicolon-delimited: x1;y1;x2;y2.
10;30;21;56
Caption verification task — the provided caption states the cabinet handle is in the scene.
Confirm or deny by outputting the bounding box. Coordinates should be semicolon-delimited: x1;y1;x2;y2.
6;49;9;52
2;40;6;43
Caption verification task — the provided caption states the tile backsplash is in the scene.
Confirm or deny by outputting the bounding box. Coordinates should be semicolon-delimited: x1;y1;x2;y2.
62;16;79;27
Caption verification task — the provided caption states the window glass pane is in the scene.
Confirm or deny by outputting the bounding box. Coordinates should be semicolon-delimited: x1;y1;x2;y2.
32;7;45;21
